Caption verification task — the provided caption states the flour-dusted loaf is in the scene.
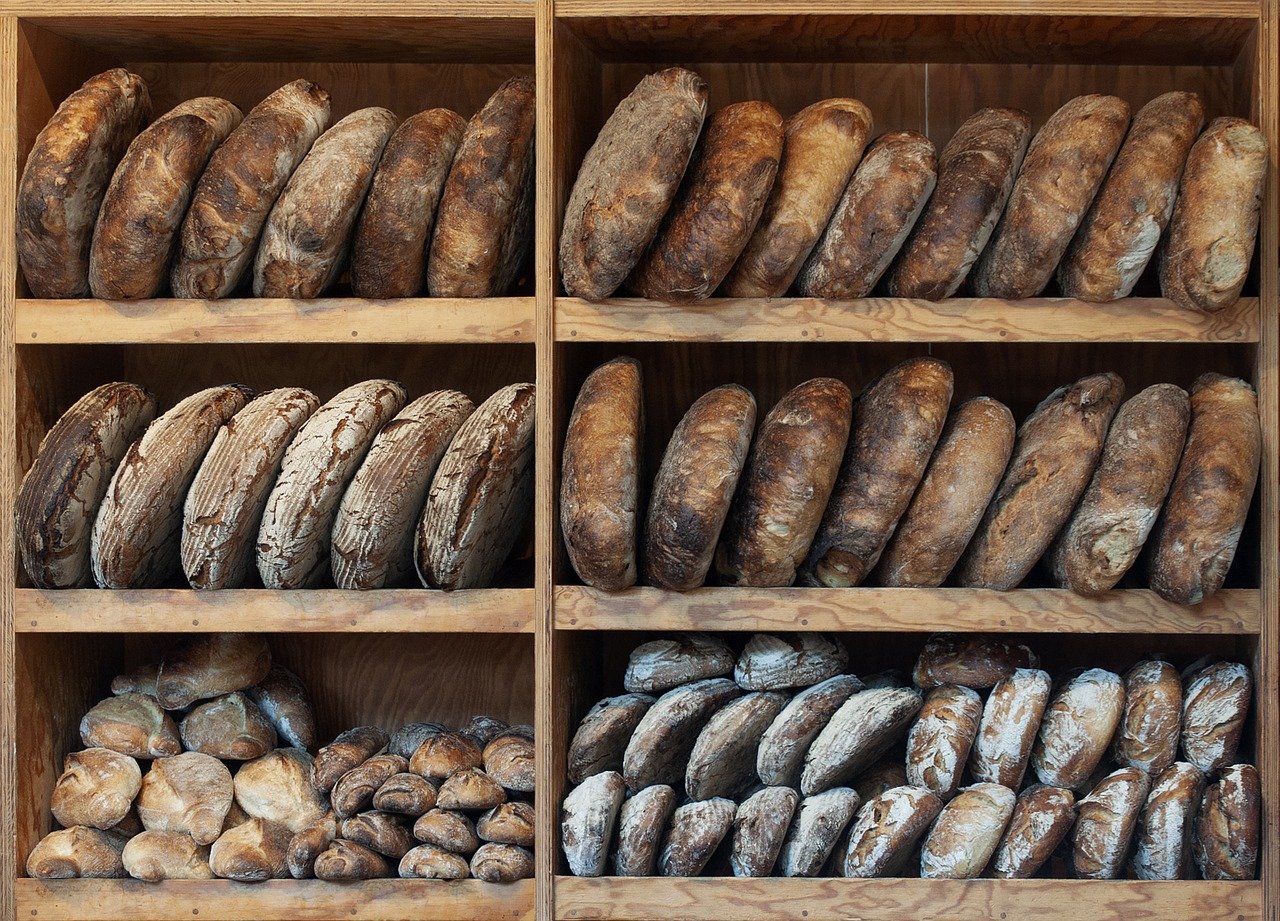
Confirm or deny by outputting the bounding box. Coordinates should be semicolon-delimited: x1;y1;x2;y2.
437;768;506;811
137;752;234;846
802;686;923;796
122;830;214;881
723;98;873;297
777;787;861;877
233;748;329;834
757;674;862;788
1051;384;1189;595
428;77;536;297
182;387;319;589
349;108;465;298
906;685;983;800
312;726;390;793
1072;766;1150;879
81;693;182;758
332;390;474;589
471;842;533;882
1180;661;1251;774
332;754;410;819
969;668;1052;788
625;635;736;695
413;808;479;854
373;773;437;817
17;69;151;298
803;357;953;587
1058;92;1205;301
1160;117;1269;312
560;770;625;877
796;131;937;298
989;784;1076;878
613;783;677;876
1032;668;1126;790
735;633;848;690
561;357;643;591
920;782;1016;879
840;785;943;878
399;843;471;879
628;101;783;299
26;827;129;879
958;373;1124;590
313;838;392;881
247;666;315;751
286;813;337;879
483;731;535;793
686;691;788;800
888;108;1032;299
155;633;272;710
643;385;756;591
51;748;142;830
658;797;736;877
971;95;1131;298
1113;659;1182;775
873;397;1015;587
210;817;293;881
622;677;742;791
1131;761;1204;880
173;79;331;298
340;811;415;859
914;634;1040;690
1150;374;1261;604
92;385;252;588
731;785;798;877
16;382;157;588
716;378;852;586
417;382;535;590
1194;763;1260;880
570;696;653;786
180;691;278;760
560;68;708;300
477;801;535;846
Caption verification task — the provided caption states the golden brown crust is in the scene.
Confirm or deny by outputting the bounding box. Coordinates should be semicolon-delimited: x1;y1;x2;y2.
1194;763;1260;880
311;726;390;793
1113;659;1182;775
989;784;1076;878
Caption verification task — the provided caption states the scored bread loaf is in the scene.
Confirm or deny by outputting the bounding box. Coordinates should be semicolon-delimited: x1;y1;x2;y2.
80;693;182;758
560;770;625;877
840;785;943;878
658;798;736;877
247;665;316;751
341;811;414;859
179;691;277;760
686;691;788;800
734;633;848;691
458;716;508;750
137;752;234;846
389;722;446;759
311;726;389;793
1181;661;1251;774
234;748;328;834
969;668;1052;788
989;784;1077;879
399;843;470;879
1113;659;1182;775
155;633;272;710
483;731;535;793
906;685;983;799
624;634;734;694
211;817;292;881
854;759;909;802
757;674;862;788
25;826;129;879
914;634;1039;690
471;842;533;882
1031;668;1125;790
1194;763;1260;880
413;807;479;854
313;839;392;881
1072;767;1151;880
622;677;741;790
802;686;923;796
437;768;506;811
731;785;798;877
332;754;409;819
51;748;142;830
777;787;861;878
478;802;535;847
613;783;677;876
122;830;214;881
286;813;337;879
920;783;1016;879
1132;761;1204;880
374;773;438;817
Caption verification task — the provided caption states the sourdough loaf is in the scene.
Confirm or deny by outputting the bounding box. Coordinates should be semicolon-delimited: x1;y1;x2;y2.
658;798;736;876
1180;661;1251;774
179;691;277;760
989;784;1076;878
731;785;798;877
969;668;1052;788
622;677;741;790
919;782;1016;879
247;666;315;751
155;632;272;710
1132;761;1204;880
734;632;848;690
686;691;788;800
613;783;677;876
137;752;234;846
122;830;213;881
906;685;983;799
1194;763;1260;880
802;686;923;796
1113;659;1181;775
560;770;625;877
840;785;943;878
624;634;734;693
1031;668;1125;789
757;674;862;788
51;748;142;830
913;634;1039;689
80;693;182;759
1072;767;1150;879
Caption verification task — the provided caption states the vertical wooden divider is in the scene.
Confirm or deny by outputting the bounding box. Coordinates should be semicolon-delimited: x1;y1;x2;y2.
1;17;16;921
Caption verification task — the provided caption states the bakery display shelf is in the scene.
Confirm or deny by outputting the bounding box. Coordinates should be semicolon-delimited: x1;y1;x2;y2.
554;295;1259;344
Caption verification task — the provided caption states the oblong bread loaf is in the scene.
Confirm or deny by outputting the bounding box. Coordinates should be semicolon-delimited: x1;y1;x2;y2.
685;691;788;801
906;685;983;800
757;674;862;788
968;667;1051;789
1132;761;1205;880
613;783;677;877
560;771;624;878
801;686;923;796
1072;766;1150;880
778;787;862;878
990;784;1076;879
732;786;798;878
919;782;1016;879
658;798;735;877
1194;763;1260;880
567;693;654;785
1031;668;1125;790
734;632;848;691
1113;659;1182;775
622;677;741;791
841;785;942;878
624;633;735;694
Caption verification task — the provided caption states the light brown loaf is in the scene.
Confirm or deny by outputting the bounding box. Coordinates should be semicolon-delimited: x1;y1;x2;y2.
179;691;277;760
731;785;798;877
312;726;389;793
136;752;234;846
413;808;479;854
913;634;1040;690
210;818;293;881
969;668;1052;788
247;665;315;751
51;748;142;830
686;691;789;800
1194;763;1260;880
568;694;654;783
340;811;414;859
920;782;1016;879
802;686;923;796
613;783;677;876
399;843;470;879
624;634;735;694
373;773;438;817
560;770;625;877
233;748;329;834
778;787;861;878
122;830;214;881
734;633;848;691
471;842;533;882
1072;766;1150;879
482;731;535;793
26;827;129;879
1132;761;1204;879
332;754;409;819
990;784;1076;878
906;685;983;799
757;674;862;788
1031;668;1126;790
1058;91;1205;301
313;838;392;881
477;801;535;846
1113;659;1182;775
722;98;873;297
1180;661;1252;774
658;798;736;877
622;677;742;791
80;693;182;758
436;768;506;811
155;633;272;710
286;813;337;879
840;785;943;878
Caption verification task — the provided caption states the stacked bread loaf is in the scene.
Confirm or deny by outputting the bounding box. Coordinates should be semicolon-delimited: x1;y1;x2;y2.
560;632;1259;881
17;70;534;300
16;379;534;591
559;69;1267;312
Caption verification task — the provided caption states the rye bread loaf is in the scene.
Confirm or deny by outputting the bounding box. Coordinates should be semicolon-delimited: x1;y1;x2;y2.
17;69;151;298
1132;761;1204;879
340;811;414;859
716;378;852;586
778;787;861;878
1113;659;1182;775
734;633;848;690
179;691;277;760
624;634;734;694
803;357;953;587
1059;92;1205;301
628;101;783;300
561;357;643;591
1160;117;1269;312
122;830;213;881
137;752;234;846
173;80;331;298
428;77;536;297
312;726;390;793
920;782;1016;879
686;691;788;800
417;382;535;590
887;108;1032;299
458;716;508;750
731;785;798;877
92;385;252;588
1050;383;1189;595
872;397;1015;587
16;382;157;588
914;634;1040;690
182;387;319;589
26;827;129;879
722;98;873;297
658;798;736;876
1194;763;1260;880
795;131;937;298
471;842;533;882
906;685;983;799
51;748;142;830
802;686;923;796
559;67;708;300
389;722;446;759
613;783;677;876
210;818;293;881
483;731;534;793
80;693;181;759
757;674;862;788
971;95;1131;298
643;384;756;590
989;784;1077;878
332;754;409;819
1072;766;1150;879
286;813;337;879
351;108;465;298
1180;661;1251;774
1031;668;1126;790
969;668;1052;788
399;843;470;879
331;390;474;589
478;802;535;846
622;677;741;791
1150;374;1261;604
957;372;1124;590
247;665;316;751
560;770;625;877
155;633;272;710
840;785;943;878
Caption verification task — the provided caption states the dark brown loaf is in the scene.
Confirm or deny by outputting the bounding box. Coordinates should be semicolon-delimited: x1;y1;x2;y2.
734;632;848;690
971;94;1131;298
622;677;742;791
913;634;1040;690
560;770;625;877
482;732;535;793
1072;767;1150;879
1180;661;1251;774
407;731;482;781
990;784;1076;878
906;685;983;799
840;785;943;878
1194;763;1260;880
1031;668;1125;790
778;787;862;877
559;68;708;300
1150;374;1261;604
958;372;1125;590
722;98;873;297
477;801;534;846
643;385;756;591
17;68;151;298
872;397;1015;587
313;839;391;881
567;694;655;783
627;101;783;300
1112;659;1182;775
173;79;331;299
623;634;735;693
716;378;852;587
802;686;923;796
685;691;789;800
1132;761;1204;880
1058;91;1205;301
312;726;390;793
340;811;414;859
757;674;862;788
612;783;677;876
373;773;437;817
471;842;533;882
399;843;470;879
731;785;798;877
413;808;479;854
351;108;466;298
658;798;736;877
796;131;937;299
803;357;953;587
286;813;337;879
887;107;1032;300
155;633;272;710
969;668;1052;788
919;782;1016;879
246;666;315;751
1160;117;1269;312
332;754;409;819
561;357;643;591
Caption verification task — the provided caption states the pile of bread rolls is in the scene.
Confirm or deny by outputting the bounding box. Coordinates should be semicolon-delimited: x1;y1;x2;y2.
561;632;1258;881
561;356;1260;604
17;69;534;300
560;68;1268;312
16;379;534;591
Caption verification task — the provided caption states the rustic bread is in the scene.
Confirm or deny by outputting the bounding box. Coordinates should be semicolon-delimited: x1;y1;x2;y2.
51;748;142;830
122;830;213;881
1180;661;1251;774
778;787;861;877
233;748;328;834
399;843;470;879
624;634;735;693
1058;92;1205;301
437;768;506;811
80;692;182;758
568;694;655;783
179;691;277;760
388;722;446;759
1072;766;1150;879
906;685;982;799
413;808;479;854
914;634;1040;689
17;68;150;298
735;633;848;690
458;716;508;750
313;838;391;881
482;732;535;793
332;754;409;819
1032;668;1126;790
658;798;736;876
1132;761;1204;879
173;79;331;298
286;813;337;879
854;759;909;802
341;811;414;859
111;662;160;697
622;677;742;790
246;665;315;751
1113;659;1182;775
802;686;923;796
613;783;677;876
969;668;1052;788
373;773;438;817
407;730;482;781
26;826;129;879
990;784;1076;878
920;782;1016;879
137;752;234;845
155;633;272;710
560;770;625;877
757;674;862;787
686;691;788;800
312;726;389;793
477;801;535;846
731;785;798;877
1194;763;1260;880
472;842;533;882
840;785;943;877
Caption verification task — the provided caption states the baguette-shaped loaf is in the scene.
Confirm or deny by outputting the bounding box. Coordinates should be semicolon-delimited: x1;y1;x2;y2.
80;693;181;758
122;830;213;881
613;783;677;877
735;633;848;691
1113;659;1182;775
658;798;736;877
26;827;128;879
731;785;798;877
802;686;923;796
914;634;1039;690
625;633;735;694
920;782;1016;879
686;691;788;800
840;785;943;878
1132;761;1204;880
990;784;1076;878
1181;661;1251;774
560;770;625;877
568;694;654;784
1194;763;1260;880
1031;668;1125;790
778;787;861;877
969;668;1052;788
757;674;862;788
52;748;142;830
622;677;742;791
906;685;983;799
1072;767;1150;880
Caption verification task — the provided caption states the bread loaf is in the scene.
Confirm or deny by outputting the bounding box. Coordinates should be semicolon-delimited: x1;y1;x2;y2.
413;808;479;854
428;77;536;297
686;691;788;800
51;748;142;830
658;798;736;876
561;357;643;591
1181;661;1251;773
437;768;506;811
723;98;873;296
1194;763;1260;880
458;715;508;749
731;785;798;877
990;784;1076;878
969;668;1052;788
247;666;315;751
388;721;446;759
906;685;982;799
477;801;535;846
155;633;272;710
340;811;414;859
1058;92;1205;301
802;686;923;796
17;69;150;298
804;357;953;587
914;634;1039;689
1072;766;1150;879
757;674;862;788
971;95;1131;298
560;770;625;877
560;68;708;300
408;731;481;782
622;677;741;790
332;754;409;819
111;662;160;697
399;843;470;879
373;773;437;817
1032;668;1125;790
90;97;243;299
854;759;908;802
173;80;331;298
312;726;389;793
1113;659;1181;775
568;694;654;783
624;634;735;694
778;787;861;877
286;813;336;879
735;633;848;690
137;752;234;845
80;693;182;758
1150;374;1261;604
179;691;277;760
313;838;391;881
609;783;674;876
233;748;328;834
1131;761;1204;879
122;830;213;881
483;732;535;793
26;826;128;879
472;842;533;882
840;785;943;878
920;782;1016;879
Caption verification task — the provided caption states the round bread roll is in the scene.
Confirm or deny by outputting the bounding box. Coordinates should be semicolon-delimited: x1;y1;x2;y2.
399;843;470;879
373;773;438;817
731;785;798;877
1180;661;1251;774
990;784;1076;878
840;785;943;878
179;691;277;760
471;842;533;882
233;748;328;834
1194;763;1260;880
477;802;534;847
913;634;1039;690
1071;766;1150;879
658;798;736;877
906;685;983;799
25;826;128;879
920;782;1016;879
969;668;1052;788
122;830;213;881
1031;668;1125;790
483;731;534;793
408;731;481;782
413;807;478;854
313;838;390;881
1132;761;1204;880
613;783;677;877
340;811;414;859
1112;659;1181;775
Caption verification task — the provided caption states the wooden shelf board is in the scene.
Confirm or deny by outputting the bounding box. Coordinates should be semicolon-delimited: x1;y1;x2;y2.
17;878;532;921
555;1;1260;15
17;297;535;345
15;588;535;634
555;296;1258;344
553;877;1261;921
553;586;1259;635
